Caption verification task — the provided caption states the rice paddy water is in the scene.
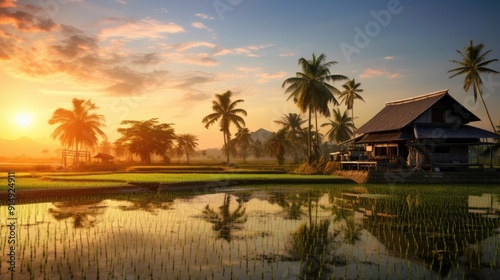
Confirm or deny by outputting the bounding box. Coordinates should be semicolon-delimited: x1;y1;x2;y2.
2;184;500;279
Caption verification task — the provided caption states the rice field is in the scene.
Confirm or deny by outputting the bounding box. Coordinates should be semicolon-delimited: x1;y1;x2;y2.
2;184;500;279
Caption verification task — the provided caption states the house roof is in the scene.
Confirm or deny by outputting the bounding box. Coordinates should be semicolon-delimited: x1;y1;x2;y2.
355;89;480;135
93;152;115;159
357;131;414;143
414;125;500;139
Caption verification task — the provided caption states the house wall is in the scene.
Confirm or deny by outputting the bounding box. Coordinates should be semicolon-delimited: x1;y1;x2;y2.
427;145;468;164
414;110;432;123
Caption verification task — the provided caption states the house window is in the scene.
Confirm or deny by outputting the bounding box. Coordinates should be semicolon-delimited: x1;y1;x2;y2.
374;144;398;157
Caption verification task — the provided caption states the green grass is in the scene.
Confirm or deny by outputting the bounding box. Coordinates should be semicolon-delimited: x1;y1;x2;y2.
10;177;128;189
42;173;335;183
1;173;342;190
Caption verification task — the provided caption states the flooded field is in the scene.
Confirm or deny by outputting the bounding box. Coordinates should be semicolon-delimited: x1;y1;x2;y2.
2;184;500;279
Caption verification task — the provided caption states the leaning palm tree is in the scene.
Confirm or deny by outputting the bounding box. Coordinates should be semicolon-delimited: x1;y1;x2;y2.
175;134;199;163
48;98;106;164
449;40;498;133
339;79;364;128
282;53;348;162
202;91;247;163
321;108;355;144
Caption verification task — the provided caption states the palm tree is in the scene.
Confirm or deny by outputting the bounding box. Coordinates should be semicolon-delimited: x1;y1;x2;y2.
282;53;348;162
175;134;199;163
233;128;253;162
449;40;498;133
265;129;290;165
274;113;307;162
250;139;265;160
202;91;247;163
48;98;106;164
321;108;355;144
339;79;364;128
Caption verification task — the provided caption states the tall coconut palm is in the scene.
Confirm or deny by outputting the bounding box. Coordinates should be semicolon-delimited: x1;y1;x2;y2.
321;108;355;144
282;53;348;162
175;134;199;163
48;98;106;164
449;40;498;133
339;79;364;128
202;91;247;163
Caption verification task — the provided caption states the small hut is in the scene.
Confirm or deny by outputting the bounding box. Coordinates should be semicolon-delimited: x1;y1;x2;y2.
93;153;115;163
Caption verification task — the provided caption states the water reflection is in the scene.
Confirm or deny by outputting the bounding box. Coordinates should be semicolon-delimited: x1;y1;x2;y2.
9;186;500;279
202;192;248;242
49;199;106;228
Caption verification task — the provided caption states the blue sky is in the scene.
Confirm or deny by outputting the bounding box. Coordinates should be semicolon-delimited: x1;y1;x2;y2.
1;0;499;149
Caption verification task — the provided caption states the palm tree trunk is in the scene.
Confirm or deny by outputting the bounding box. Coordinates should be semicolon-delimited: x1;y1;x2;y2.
314;109;320;158
223;131;229;163
475;80;497;134
352;107;355;128
307;105;312;163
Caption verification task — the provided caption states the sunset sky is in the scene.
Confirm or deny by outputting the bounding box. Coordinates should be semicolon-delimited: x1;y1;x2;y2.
1;0;500;151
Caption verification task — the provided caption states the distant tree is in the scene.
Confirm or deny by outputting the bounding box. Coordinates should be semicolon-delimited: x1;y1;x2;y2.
250;139;265;160
274;113;307;162
265;129;290;165
496;121;500;134
202;91;247;163
112;140;127;159
233;128;253;162
41;149;49;158
48;98;106;163
98;138;112;154
282;53;347;162
339;79;364;128
321;108;355;144
449;40;498;133
175;134;199;163
117;118;176;164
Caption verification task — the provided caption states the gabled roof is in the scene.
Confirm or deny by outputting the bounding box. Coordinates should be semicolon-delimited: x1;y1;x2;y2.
355;89;480;134
93;152;114;159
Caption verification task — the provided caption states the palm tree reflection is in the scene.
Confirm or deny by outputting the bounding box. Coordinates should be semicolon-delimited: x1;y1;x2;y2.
202;193;247;242
49;200;106;228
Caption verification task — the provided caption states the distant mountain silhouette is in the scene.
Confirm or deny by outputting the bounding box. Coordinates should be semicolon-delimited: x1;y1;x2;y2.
250;128;273;142
0;137;60;158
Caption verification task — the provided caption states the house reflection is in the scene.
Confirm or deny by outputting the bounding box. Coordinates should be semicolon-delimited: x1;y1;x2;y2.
49;200;107;228
329;191;500;277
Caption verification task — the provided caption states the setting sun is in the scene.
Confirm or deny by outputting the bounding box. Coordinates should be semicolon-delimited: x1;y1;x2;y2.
14;112;33;128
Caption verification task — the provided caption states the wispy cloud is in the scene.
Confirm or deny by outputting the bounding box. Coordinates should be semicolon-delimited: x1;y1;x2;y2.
0;2;58;32
279;51;294;57
99;18;184;40
191;21;209;30
384;56;394;60
256;71;287;84
359;68;402;79
195;13;214;20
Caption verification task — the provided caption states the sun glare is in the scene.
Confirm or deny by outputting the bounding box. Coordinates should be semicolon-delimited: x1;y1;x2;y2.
14;112;33;128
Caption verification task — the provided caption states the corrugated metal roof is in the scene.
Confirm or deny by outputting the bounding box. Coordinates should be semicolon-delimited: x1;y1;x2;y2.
415;125;500;139
355;89;480;134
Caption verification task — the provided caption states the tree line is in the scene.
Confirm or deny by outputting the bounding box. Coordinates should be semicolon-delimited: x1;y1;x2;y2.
48;41;499;165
